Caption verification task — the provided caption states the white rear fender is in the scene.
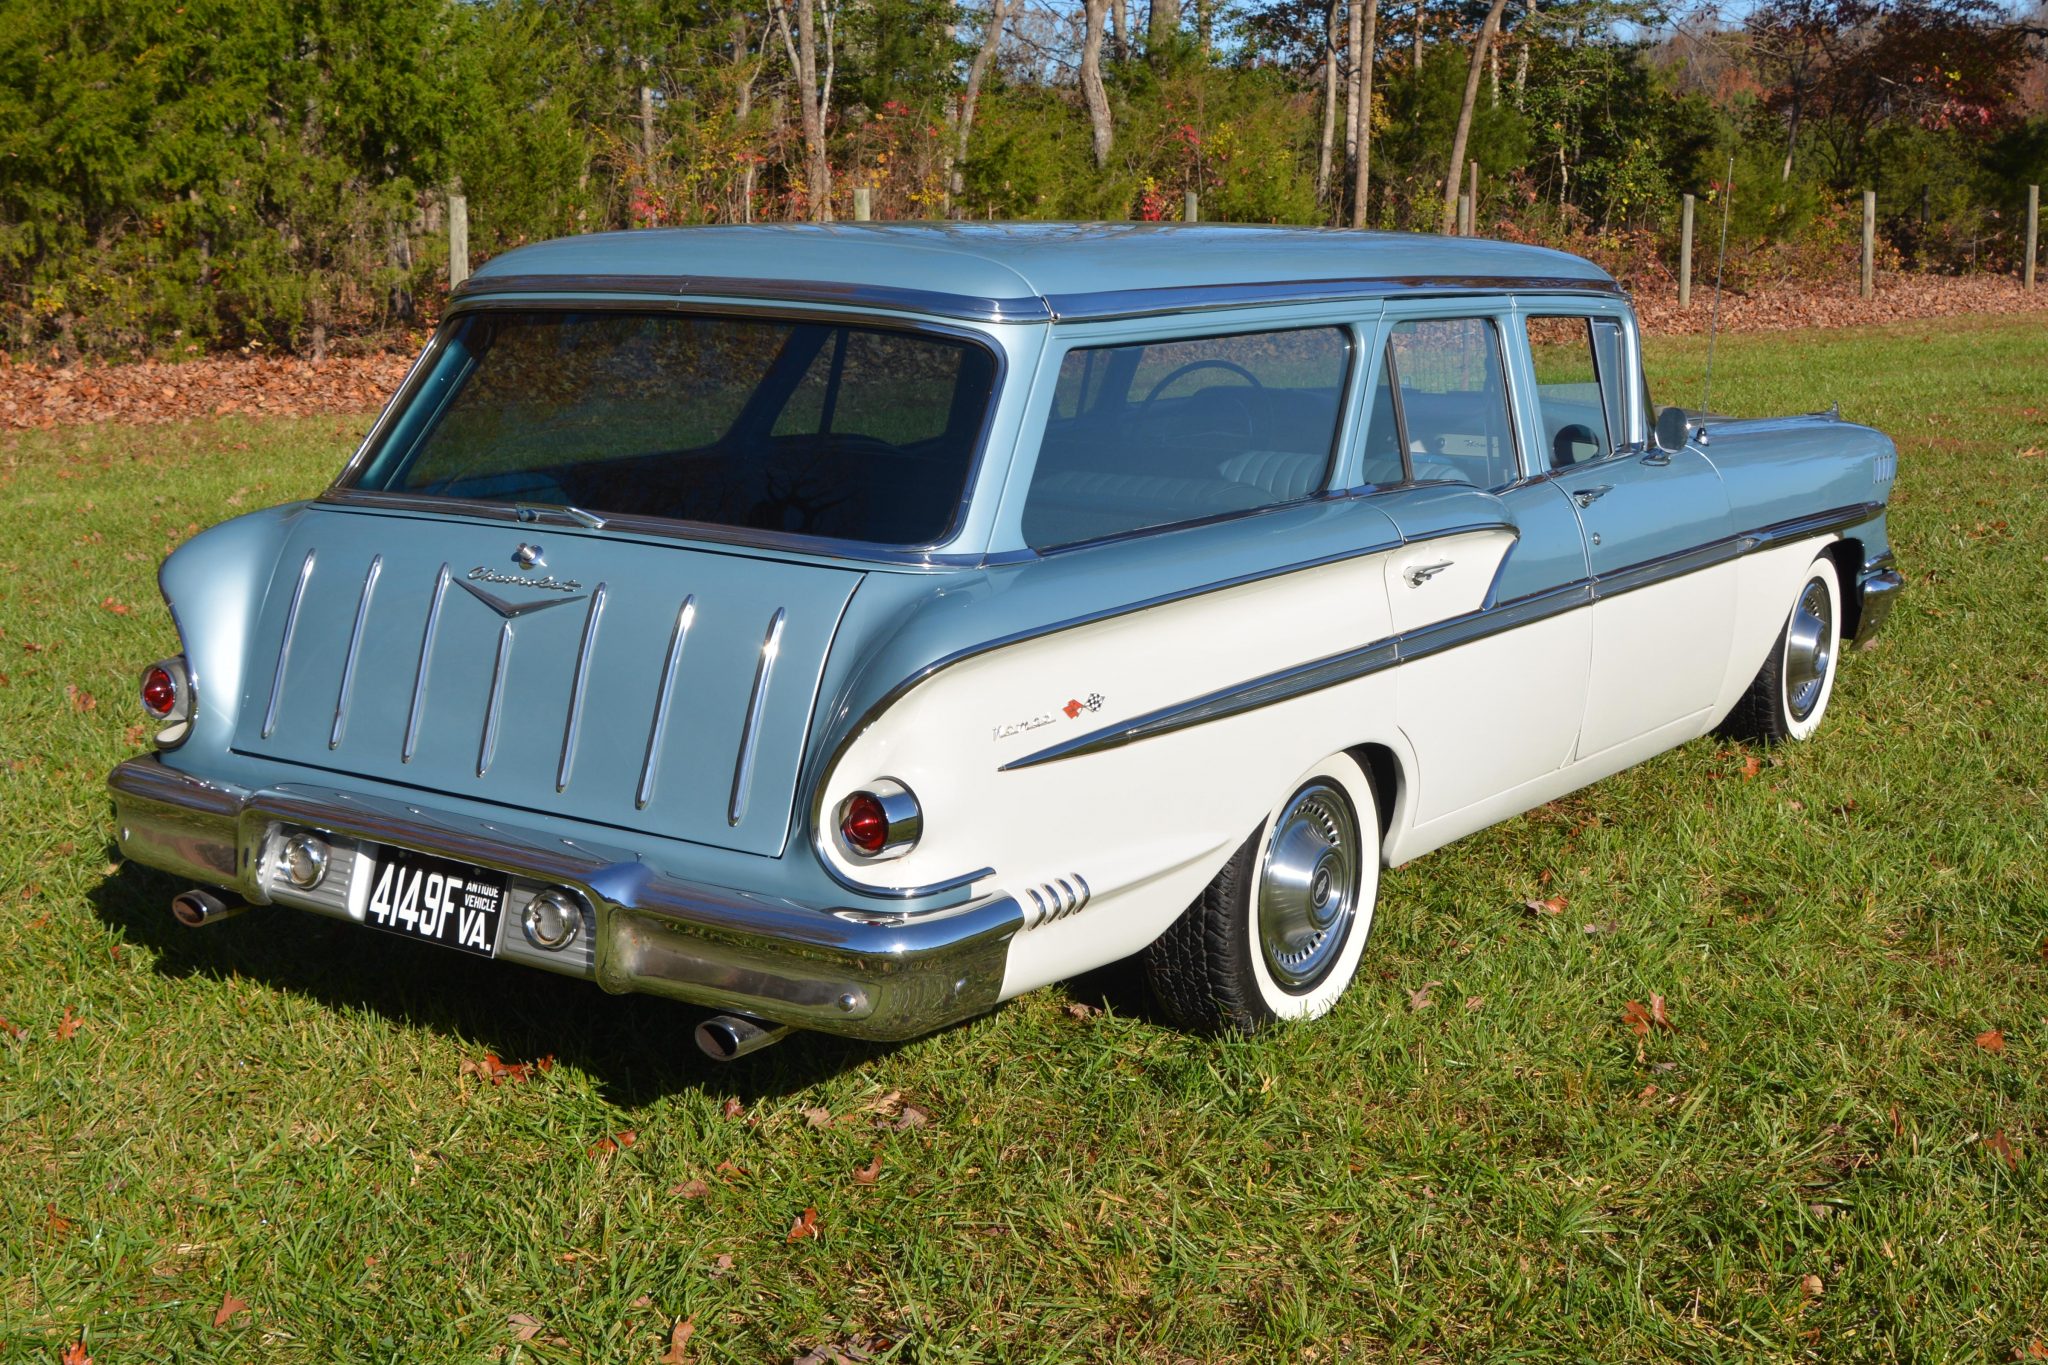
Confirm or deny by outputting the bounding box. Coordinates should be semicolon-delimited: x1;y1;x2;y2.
816;528;1516;990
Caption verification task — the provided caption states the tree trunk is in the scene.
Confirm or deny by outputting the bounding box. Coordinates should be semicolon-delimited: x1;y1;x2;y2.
1513;0;1533;106
1412;0;1423;75
1082;0;1114;167
956;0;1012;199
1110;0;1128;60
1439;0;1509;235
1781;90;1801;182
774;0;833;220
1148;0;1175;63
1345;0;1363;166
1351;0;1377;228
1316;0;1340;200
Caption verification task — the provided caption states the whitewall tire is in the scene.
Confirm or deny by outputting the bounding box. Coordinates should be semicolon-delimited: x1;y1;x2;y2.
1141;752;1380;1033
1722;553;1843;743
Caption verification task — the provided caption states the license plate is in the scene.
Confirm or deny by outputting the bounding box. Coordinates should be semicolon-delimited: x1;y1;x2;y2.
362;848;507;958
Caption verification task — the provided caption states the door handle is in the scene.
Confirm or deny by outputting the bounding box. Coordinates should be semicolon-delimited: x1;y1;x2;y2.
1571;485;1613;509
1404;560;1454;587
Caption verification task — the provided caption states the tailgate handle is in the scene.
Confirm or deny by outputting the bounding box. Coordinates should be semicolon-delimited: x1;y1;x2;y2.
1404;560;1454;588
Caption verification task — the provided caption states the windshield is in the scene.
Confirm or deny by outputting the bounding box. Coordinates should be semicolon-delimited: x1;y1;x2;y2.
349;309;1000;547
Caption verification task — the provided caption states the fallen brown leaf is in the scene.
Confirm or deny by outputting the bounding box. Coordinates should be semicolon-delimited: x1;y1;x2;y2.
101;597;132;616
1063;1000;1100;1020
1623;997;1674;1037
659;1316;696;1364
710;1252;734;1277
894;1102;932;1131
55;1006;81;1041
714;1159;748;1181
213;1291;248;1327
853;1151;884;1185
66;683;96;712
670;1178;710;1199
786;1206;821;1243
722;1097;744;1119
45;1203;74;1237
1800;1273;1824;1300
800;1106;832;1129
587;1129;638;1158
1407;980;1440;1012
1741;755;1763;780
508;1312;543;1342
1464;995;1485;1012
61;1341;91;1365
461;1052;550;1084
0;1015;22;1040
1984;1130;2020;1170
1523;895;1567;916
1975;1027;2006;1054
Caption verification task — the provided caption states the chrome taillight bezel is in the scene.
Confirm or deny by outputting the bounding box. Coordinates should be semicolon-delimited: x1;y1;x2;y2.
139;655;195;749
833;778;923;863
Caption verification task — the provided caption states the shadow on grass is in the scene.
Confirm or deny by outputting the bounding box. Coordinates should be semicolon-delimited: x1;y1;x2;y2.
88;855;914;1108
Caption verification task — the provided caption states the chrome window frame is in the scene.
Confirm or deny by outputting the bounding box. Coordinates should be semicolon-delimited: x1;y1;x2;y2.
324;296;1017;567
1495;296;1652;493
1353;307;1528;492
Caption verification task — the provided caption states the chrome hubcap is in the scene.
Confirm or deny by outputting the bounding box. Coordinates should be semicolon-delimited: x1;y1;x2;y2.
1784;578;1834;721
1257;782;1361;993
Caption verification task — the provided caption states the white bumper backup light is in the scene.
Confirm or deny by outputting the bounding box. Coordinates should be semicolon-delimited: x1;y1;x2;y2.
523;889;582;951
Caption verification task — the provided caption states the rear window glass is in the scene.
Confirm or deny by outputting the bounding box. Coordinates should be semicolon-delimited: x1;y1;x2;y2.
1022;327;1350;549
351;310;998;547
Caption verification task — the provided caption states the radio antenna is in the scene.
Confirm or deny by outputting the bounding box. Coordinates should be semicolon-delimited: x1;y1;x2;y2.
1700;152;1735;422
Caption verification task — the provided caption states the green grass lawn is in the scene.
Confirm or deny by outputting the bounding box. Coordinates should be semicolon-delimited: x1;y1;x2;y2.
3;316;2045;1363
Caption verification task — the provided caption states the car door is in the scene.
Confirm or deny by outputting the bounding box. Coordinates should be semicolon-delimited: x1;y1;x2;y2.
1527;312;1737;760
1362;313;1594;827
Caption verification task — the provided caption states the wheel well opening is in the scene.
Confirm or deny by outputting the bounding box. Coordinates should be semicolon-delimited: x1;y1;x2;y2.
1348;742;1400;849
1824;538;1865;639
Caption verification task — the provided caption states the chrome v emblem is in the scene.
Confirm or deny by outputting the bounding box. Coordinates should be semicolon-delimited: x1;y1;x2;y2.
456;576;588;618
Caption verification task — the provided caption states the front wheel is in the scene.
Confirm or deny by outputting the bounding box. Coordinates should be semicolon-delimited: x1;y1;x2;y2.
1720;553;1843;743
1141;753;1380;1033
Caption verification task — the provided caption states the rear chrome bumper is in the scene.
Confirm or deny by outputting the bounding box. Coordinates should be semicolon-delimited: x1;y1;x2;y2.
1852;553;1904;641
108;757;1020;1041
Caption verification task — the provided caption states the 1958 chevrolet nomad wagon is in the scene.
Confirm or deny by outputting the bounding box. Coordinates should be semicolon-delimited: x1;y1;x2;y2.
107;224;1902;1056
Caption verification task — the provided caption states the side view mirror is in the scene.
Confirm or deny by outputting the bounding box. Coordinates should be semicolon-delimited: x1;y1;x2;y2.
1655;405;1702;452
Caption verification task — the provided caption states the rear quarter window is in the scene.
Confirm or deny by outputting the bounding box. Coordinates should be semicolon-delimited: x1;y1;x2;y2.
1021;326;1350;550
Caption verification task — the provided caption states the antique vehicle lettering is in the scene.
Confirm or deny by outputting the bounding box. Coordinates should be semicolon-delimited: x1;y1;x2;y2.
108;224;1901;1057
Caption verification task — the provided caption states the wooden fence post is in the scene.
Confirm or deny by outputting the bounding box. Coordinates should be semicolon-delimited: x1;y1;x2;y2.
1679;193;1695;309
1860;190;1876;300
1468;160;1480;235
2027;184;2039;292
1457;194;1471;236
448;189;469;290
852;186;873;221
1185;190;1199;223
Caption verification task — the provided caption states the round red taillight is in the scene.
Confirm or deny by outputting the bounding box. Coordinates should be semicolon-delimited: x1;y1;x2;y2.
141;665;178;718
840;792;890;856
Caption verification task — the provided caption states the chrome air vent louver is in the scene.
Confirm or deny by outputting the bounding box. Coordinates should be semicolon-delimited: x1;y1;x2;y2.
1021;875;1092;930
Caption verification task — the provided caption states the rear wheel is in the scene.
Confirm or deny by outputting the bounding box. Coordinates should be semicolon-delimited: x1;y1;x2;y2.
1142;753;1379;1033
1721;554;1843;743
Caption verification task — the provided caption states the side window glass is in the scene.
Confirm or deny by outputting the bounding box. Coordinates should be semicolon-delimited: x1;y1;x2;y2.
1590;319;1628;447
1358;353;1408;487
1526;315;1612;469
1022;326;1350;549
1387;318;1518;489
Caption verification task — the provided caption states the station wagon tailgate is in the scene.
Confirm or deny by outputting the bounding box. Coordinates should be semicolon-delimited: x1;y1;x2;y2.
229;507;861;857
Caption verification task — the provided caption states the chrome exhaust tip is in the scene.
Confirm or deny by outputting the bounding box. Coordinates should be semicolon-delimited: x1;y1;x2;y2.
171;888;248;928
694;1013;792;1062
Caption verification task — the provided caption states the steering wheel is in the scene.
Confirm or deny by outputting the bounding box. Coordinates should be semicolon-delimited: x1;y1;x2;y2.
1137;358;1271;446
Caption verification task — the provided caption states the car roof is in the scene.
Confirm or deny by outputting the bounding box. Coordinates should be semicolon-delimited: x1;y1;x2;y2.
457;222;1622;324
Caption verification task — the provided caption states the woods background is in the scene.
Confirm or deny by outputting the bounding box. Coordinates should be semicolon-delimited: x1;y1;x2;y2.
3;0;2045;360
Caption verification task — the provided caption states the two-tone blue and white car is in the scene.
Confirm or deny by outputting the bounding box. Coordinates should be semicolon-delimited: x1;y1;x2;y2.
108;224;1902;1056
